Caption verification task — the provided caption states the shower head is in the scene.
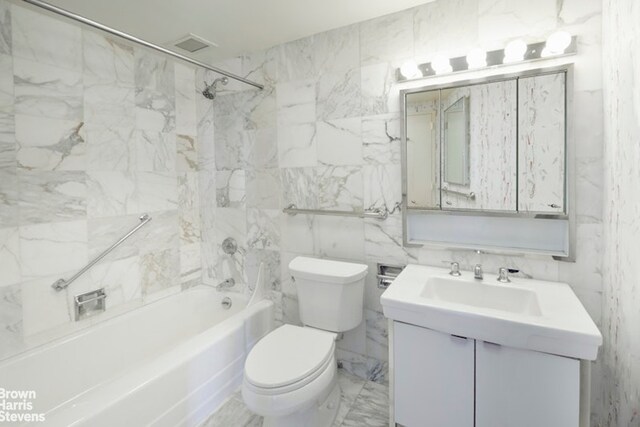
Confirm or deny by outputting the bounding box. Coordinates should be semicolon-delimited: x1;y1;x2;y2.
202;76;229;100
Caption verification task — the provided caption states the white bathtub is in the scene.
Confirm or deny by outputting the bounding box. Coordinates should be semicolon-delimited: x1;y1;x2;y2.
0;286;274;426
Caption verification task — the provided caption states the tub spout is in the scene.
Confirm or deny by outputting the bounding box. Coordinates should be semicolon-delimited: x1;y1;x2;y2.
216;278;235;291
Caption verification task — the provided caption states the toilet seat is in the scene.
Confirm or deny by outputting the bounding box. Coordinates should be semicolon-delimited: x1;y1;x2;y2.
244;325;336;394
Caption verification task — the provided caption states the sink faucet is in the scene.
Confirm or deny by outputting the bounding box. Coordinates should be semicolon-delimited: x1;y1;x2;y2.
473;264;483;280
216;278;235;291
497;267;511;283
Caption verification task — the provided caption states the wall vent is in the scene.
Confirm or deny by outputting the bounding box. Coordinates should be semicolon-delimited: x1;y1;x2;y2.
171;33;218;53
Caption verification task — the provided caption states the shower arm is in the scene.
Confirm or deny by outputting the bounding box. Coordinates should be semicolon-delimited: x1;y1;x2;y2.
21;0;264;90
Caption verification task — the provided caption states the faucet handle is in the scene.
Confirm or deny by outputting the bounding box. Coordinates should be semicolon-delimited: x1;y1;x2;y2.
449;262;461;276
497;267;511;283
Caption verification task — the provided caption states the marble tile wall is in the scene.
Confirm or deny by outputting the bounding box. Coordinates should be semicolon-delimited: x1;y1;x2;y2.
208;0;605;410
602;0;640;426
0;3;213;360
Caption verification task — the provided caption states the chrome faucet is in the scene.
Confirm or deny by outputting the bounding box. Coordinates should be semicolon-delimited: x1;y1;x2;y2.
497;267;511;283
216;278;235;291
449;262;461;277
473;264;483;280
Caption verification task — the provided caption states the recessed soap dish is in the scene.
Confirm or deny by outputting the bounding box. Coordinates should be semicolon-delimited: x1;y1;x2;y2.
74;288;106;321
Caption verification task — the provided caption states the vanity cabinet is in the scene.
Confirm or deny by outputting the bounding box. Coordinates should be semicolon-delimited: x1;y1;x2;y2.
393;321;580;427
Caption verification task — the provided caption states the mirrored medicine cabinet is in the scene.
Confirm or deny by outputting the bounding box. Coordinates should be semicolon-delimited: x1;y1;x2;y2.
401;65;573;257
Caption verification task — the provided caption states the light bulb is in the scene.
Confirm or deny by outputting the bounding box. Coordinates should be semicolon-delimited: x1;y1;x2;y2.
400;60;423;79
432;55;452;74
544;31;572;55
466;48;487;69
504;39;527;63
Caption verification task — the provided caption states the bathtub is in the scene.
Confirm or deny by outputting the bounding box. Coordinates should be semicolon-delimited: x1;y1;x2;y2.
0;286;274;426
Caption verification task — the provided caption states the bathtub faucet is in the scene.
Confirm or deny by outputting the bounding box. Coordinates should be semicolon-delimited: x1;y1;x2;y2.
216;278;236;291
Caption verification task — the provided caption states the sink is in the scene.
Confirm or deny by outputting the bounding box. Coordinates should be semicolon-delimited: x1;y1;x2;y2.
380;264;602;360
421;277;542;316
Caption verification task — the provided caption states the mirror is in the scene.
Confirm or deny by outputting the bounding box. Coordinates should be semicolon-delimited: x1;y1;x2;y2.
443;96;470;187
404;68;567;215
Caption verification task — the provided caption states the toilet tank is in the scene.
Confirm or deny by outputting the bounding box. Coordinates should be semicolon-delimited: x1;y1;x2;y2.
289;257;368;332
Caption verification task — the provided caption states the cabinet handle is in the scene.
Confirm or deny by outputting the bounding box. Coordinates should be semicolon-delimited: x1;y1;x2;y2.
483;340;501;348
450;334;468;341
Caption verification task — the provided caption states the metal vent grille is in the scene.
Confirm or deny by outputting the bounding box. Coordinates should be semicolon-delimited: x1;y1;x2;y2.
172;33;217;53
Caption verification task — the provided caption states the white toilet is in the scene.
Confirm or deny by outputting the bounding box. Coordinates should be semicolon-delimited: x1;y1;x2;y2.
242;256;368;427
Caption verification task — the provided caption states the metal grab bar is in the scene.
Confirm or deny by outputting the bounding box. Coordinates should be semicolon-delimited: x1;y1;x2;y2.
442;187;476;200
51;214;152;291
22;0;264;90
283;204;388;220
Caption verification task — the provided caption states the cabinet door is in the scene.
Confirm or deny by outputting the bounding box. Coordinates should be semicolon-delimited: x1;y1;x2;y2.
476;341;580;427
394;322;474;427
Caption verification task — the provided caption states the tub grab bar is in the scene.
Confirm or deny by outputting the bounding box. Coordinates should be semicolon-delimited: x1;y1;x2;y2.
51;214;152;291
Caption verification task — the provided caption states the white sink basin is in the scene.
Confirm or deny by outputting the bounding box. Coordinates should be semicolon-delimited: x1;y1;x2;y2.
421;277;542;316
381;264;602;360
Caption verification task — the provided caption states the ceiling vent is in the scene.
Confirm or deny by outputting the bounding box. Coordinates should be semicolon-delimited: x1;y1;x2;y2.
171;33;218;53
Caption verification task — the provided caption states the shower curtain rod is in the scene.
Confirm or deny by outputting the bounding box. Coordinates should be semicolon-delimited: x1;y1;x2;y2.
22;0;265;90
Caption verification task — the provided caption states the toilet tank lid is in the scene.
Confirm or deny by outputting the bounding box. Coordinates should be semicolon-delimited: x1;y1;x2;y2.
289;257;368;284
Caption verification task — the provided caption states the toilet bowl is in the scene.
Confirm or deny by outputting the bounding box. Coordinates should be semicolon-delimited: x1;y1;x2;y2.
242;257;368;427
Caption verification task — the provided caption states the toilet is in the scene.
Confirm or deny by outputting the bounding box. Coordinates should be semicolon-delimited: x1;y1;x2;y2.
242;256;368;427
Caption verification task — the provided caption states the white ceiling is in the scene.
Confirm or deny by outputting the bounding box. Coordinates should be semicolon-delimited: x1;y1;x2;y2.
46;0;434;63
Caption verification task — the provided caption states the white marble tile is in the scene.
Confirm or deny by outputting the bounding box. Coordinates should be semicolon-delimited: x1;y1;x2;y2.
246;248;281;291
0;283;22;361
11;4;82;71
362;114;402;165
174;62;197;136
216;169;245;208
316;68;361;121
280;214;316;255
477;0;557;45
178;172;201;244
277;122;317;168
364;214;416;267
134;130;176;172
82;31;134;87
86;171;135;217
313;25;360;75
317;166;364;212
135;171;178;213
15;114;85;171
246;127;278;169
83;84;135;129
337;318;367;356
176;134;198;172
214;128;249;171
277;36;315;83
365;309;388;362
276;79;316;127
360;62;396;116
13;57;83;121
0;2;10;56
0;227;21;287
341;381;389;427
74;255;141;308
243;47;278;87
140;247;180;298
280;167;318;209
19;220;88;279
363;164;401;213
21;274;72;337
246;168;280;209
0;53;12;114
180;242;202;285
215;208;247;251
575;157;603;224
359;9;414;66
247;209;280;251
200;395;262;427
135;88;176;133
317;118;362;166
86;126;136;171
414;0;480;59
314;216;365;261
18;170;86;224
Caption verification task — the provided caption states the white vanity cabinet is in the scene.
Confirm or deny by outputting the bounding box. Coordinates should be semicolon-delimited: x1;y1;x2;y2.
393;321;580;427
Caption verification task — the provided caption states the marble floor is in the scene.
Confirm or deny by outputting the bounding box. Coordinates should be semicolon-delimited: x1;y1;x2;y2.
200;369;389;427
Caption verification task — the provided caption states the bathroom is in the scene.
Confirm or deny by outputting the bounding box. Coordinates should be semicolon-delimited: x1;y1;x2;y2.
0;0;637;425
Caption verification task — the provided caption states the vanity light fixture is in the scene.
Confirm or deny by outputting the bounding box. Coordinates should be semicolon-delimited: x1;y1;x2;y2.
542;31;572;57
396;33;576;82
504;39;527;63
432;55;453;74
400;60;423;79
466;48;487;69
